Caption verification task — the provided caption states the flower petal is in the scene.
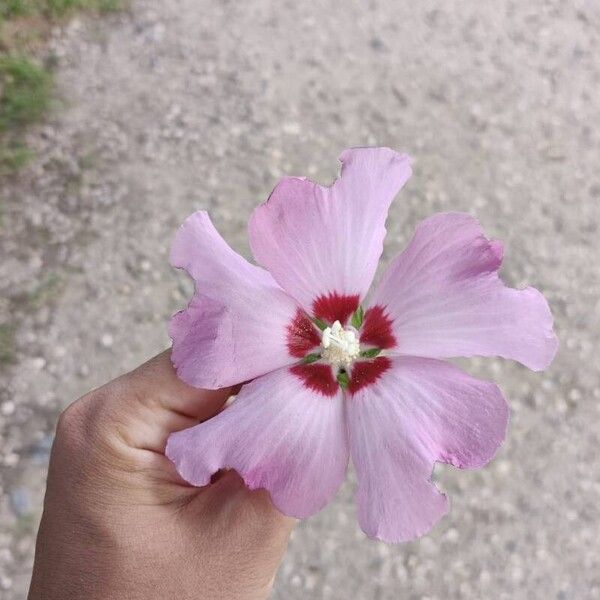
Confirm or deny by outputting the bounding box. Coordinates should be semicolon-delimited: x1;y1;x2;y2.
359;305;397;349
347;356;392;394
290;363;339;397
166;366;349;518
170;211;302;388
369;213;558;371
347;356;509;543
248;147;412;313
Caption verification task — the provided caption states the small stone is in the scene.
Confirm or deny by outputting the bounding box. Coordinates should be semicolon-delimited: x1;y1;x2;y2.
1;401;15;416
4;453;19;467
497;460;511;475
282;122;301;136
100;334;114;348
0;575;13;591
32;357;46;370
445;527;459;542
9;488;32;517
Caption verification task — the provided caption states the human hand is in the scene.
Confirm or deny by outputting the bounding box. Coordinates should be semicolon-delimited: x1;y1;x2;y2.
28;350;295;600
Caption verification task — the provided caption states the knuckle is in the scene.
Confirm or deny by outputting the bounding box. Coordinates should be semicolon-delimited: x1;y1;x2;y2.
54;377;145;461
55;387;108;442
56;398;87;436
54;401;89;459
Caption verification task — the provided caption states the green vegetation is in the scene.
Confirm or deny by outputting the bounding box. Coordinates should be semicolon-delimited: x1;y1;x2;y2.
46;0;124;17
1;0;31;19
1;0;123;19
0;0;124;174
0;55;52;130
1;142;32;172
0;54;51;172
0;323;16;365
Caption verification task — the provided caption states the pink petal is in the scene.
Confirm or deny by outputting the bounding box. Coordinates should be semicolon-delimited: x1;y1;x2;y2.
170;211;301;388
166;367;349;518
370;213;558;371
347;356;509;543
248;147;412;312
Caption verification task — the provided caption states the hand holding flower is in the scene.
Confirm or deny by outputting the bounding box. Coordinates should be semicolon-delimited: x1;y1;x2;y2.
28;352;295;600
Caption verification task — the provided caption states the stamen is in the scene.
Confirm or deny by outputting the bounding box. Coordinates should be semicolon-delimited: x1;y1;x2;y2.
320;320;360;368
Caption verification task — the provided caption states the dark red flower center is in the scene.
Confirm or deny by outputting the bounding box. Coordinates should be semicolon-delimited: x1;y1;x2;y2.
286;296;396;396
347;357;392;394
290;363;339;396
287;309;321;358
312;292;360;325
360;306;397;349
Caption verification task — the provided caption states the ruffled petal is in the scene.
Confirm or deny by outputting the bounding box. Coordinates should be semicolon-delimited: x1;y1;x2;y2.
347;356;509;543
369;212;558;371
248;147;412;315
166;366;349;518
169;211;302;388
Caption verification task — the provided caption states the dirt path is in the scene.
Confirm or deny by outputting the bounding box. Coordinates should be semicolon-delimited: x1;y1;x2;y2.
1;1;599;598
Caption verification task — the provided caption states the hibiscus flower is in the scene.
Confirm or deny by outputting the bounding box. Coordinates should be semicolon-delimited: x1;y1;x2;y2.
166;147;557;543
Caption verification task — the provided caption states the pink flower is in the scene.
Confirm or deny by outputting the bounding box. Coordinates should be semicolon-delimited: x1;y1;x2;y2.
166;147;558;543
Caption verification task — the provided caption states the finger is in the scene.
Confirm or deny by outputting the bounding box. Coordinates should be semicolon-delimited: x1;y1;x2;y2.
127;349;234;421
98;349;235;453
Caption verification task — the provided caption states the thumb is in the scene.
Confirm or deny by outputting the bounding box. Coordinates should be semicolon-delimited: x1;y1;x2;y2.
128;349;234;420
103;349;235;453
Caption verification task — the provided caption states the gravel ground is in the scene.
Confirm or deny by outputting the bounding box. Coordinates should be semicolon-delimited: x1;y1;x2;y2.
1;1;599;598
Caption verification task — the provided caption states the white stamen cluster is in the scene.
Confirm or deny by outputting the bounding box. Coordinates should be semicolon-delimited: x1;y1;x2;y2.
321;320;360;368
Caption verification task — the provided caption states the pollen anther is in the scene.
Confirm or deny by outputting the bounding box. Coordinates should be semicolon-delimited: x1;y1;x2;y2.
321;320;360;368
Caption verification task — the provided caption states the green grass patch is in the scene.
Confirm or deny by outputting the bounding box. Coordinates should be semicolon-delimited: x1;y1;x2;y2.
95;0;123;13
0;55;52;131
0;323;16;365
0;0;125;173
0;0;125;19
1;142;32;172
0;0;33;19
0;55;51;172
52;0;125;17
